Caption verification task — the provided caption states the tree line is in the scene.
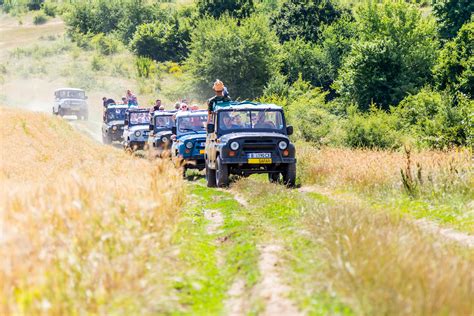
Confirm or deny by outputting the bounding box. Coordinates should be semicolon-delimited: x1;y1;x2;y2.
3;0;473;149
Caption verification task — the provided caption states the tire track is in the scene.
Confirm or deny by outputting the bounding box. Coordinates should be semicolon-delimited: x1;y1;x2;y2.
299;185;474;248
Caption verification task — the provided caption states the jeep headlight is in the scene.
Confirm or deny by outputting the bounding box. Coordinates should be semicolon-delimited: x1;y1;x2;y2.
185;141;193;149
112;125;117;131
230;141;239;151
278;141;288;150
134;131;141;137
161;136;168;143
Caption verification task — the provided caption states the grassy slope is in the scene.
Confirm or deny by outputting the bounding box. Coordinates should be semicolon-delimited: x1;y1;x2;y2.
0;107;186;315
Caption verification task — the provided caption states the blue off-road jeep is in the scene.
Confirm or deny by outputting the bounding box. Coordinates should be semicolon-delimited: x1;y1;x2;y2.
102;104;128;144
171;110;208;175
122;108;151;151
147;110;176;157
205;101;296;187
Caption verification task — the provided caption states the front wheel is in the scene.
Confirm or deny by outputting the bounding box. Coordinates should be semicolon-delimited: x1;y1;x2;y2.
216;156;229;188
206;160;217;188
268;172;280;183
282;163;296;187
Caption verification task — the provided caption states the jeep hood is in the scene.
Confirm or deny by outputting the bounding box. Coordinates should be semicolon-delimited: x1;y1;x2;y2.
177;133;206;142
219;132;289;142
107;120;124;126
129;125;149;132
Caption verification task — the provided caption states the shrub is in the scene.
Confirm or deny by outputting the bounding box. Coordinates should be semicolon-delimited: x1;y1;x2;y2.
130;19;190;62
196;0;255;19
42;1;57;17
186;15;279;99
335;0;438;110
90;33;120;55
33;11;48;25
270;0;342;43
433;0;474;39
91;54;106;71
344;106;401;149
434;22;474;97
135;56;157;79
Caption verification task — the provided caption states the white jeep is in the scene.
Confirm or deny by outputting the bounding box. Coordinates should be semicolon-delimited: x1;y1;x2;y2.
53;88;88;120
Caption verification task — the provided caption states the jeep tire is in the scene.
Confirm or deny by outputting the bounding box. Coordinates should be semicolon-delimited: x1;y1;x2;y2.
282;163;296;187
206;159;217;188
268;172;280;183
215;156;229;188
102;134;111;145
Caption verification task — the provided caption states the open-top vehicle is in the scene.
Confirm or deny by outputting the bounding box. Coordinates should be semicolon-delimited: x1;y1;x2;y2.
122;108;151;151
102;104;128;144
171;110;208;175
53;88;88;120
147;110;176;156
205;101;296;187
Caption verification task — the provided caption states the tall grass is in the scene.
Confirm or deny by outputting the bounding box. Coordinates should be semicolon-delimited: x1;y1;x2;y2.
297;144;473;195
0;107;184;314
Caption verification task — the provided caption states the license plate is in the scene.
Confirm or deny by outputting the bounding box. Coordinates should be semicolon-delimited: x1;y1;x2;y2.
248;158;272;164
247;153;271;159
199;149;205;154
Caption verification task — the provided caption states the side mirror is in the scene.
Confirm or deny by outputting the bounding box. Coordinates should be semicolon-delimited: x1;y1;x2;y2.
149;124;154;131
172;126;177;135
207;123;215;133
286;125;294;136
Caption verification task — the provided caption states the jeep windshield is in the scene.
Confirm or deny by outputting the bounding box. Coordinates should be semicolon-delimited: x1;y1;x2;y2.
106;108;126;122
177;114;207;134
129;112;150;126
217;110;285;134
57;90;85;99
154;115;175;130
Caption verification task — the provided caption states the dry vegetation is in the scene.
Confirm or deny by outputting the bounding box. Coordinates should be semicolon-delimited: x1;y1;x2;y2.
297;144;473;193
0;107;184;315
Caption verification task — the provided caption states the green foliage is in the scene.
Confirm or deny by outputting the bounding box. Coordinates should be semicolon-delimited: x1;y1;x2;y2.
186;15;279;99
90;33;120;55
196;0;255;19
433;0;474;39
344;106;400;149
65;0;165;42
335;1;438;110
270;0;342;43
130;18;190;62
42;1;56;17
135;56;157;79
393;88;473;148
434;22;474;97
33;11;48;25
280;38;333;89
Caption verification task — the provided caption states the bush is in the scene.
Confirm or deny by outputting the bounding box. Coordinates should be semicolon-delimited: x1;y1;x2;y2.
33;11;48;25
335;1;438;110
433;0;474;39
394;88;473;148
434;22;474;97
130;19;190;62
196;0;255;19
91;54;106;71
344;106;400;149
90;33;120;55
42;1;57;17
135;57;158;79
280;38;333;89
186;15;279;99
270;0;342;43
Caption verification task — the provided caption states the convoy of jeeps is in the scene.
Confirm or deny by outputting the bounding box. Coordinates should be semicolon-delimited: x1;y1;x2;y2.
56;89;296;187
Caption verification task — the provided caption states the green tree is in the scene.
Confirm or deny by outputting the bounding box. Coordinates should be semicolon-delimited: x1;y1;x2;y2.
196;0;255;19
433;0;474;40
130;18;190;62
280;38;333;89
270;0;341;43
335;1;438;110
186;15;279;99
434;22;474;97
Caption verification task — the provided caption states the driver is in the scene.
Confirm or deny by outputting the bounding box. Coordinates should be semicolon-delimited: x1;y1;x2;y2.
254;112;273;128
221;113;239;130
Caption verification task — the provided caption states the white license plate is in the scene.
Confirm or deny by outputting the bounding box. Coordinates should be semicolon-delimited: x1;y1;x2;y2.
247;153;271;159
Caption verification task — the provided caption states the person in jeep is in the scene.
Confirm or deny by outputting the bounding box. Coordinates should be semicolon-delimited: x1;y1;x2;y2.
207;79;231;123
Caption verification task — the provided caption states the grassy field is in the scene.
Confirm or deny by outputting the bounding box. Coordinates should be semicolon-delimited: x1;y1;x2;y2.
1;10;473;316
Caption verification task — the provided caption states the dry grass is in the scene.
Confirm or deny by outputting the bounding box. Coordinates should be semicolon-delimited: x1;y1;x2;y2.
305;200;474;315
297;144;473;194
0;107;184;315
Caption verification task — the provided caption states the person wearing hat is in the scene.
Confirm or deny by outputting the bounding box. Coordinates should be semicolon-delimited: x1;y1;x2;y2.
207;79;231;123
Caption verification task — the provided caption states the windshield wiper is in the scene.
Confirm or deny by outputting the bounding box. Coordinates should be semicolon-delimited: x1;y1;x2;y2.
180;128;200;134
